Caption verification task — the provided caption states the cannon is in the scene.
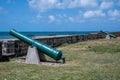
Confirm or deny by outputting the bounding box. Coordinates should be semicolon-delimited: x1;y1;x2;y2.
9;29;65;63
100;31;117;39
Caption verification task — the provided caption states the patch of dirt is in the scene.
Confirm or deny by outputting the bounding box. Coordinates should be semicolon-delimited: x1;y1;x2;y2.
12;58;65;67
40;62;65;67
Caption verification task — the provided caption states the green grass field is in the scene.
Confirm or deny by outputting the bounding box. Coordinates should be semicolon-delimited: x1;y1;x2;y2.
0;38;120;80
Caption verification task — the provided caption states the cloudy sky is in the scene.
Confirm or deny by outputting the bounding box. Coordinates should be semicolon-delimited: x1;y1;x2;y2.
0;0;120;31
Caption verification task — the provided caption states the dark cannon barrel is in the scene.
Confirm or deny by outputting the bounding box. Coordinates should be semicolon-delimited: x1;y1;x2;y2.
9;29;65;63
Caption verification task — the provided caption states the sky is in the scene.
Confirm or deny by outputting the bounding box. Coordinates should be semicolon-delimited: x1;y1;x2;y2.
0;0;120;32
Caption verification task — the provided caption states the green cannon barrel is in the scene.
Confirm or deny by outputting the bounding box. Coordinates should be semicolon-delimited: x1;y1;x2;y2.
9;29;65;63
100;31;117;38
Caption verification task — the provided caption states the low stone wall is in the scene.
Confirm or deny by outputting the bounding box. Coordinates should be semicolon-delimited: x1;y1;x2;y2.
0;32;120;57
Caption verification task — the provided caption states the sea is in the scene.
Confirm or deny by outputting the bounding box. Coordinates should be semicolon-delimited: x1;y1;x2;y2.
0;31;99;40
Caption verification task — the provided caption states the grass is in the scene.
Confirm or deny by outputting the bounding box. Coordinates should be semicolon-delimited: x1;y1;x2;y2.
0;38;120;80
89;45;120;53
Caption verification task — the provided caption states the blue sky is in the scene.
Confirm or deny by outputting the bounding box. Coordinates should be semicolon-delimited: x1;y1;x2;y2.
0;0;120;31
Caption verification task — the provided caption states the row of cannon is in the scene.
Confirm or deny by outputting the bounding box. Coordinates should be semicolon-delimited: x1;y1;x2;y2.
0;30;120;62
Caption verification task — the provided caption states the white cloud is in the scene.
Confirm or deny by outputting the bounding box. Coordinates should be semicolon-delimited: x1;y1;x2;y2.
118;0;120;6
83;10;105;18
28;0;98;12
6;0;12;4
108;10;120;17
100;1;114;10
107;10;120;21
0;7;3;12
0;6;4;14
28;0;59;12
36;14;42;20
79;0;98;8
28;0;119;23
69;0;98;8
6;0;15;4
68;17;74;22
48;15;55;23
